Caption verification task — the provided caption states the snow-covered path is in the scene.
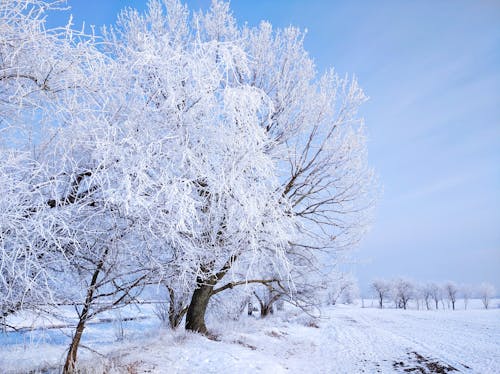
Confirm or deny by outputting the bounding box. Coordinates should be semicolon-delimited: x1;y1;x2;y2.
120;306;499;373
317;307;498;373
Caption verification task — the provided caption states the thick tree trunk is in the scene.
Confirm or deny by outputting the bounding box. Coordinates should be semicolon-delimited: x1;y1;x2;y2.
185;284;213;335
185;255;236;335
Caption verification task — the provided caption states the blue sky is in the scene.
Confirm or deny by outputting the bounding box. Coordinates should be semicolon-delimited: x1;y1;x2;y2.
47;0;500;293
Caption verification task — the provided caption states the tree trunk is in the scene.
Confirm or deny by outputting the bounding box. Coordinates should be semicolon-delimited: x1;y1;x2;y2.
169;305;187;329
184;255;236;335
185;284;213;335
63;249;107;373
247;302;254;316
63;318;87;374
260;303;273;317
168;287;187;329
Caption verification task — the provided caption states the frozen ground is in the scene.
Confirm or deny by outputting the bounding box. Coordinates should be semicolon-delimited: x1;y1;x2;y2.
1;300;499;373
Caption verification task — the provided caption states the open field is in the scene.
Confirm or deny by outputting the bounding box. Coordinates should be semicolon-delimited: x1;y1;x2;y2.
1;300;499;373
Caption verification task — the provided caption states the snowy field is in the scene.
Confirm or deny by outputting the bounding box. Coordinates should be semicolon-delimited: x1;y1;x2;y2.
1;300;499;373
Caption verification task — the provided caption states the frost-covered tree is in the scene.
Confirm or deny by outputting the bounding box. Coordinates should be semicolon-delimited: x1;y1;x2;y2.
239;14;376;282
208;287;252;322
413;285;423;310
101;0;296;335
0;0;109;322
340;278;359;305
2;0;206;369
444;281;458;310
429;282;442;310
392;278;414;310
0;1;167;370
252;285;280;318
421;284;434;310
478;282;495;309
102;0;375;334
326;273;358;305
1;1;376;355
372;279;391;309
186;0;375;332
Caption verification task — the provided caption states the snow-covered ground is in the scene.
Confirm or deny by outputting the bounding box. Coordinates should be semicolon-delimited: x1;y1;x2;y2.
1;300;499;373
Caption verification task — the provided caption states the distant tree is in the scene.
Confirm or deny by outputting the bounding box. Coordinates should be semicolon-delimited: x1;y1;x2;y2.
340;276;359;305
460;284;472;310
444;282;458;310
429;283;441;310
252;284;282;318
326;273;358;305
478;283;496;309
421;284;433;310
209;288;252;321
413;285;423;310
392;278;414;310
371;279;391;309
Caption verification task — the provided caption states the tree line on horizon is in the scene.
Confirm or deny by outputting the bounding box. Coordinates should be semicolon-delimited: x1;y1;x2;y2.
370;278;496;310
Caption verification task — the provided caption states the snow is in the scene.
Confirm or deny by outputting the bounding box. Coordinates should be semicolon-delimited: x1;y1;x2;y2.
1;300;499;373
